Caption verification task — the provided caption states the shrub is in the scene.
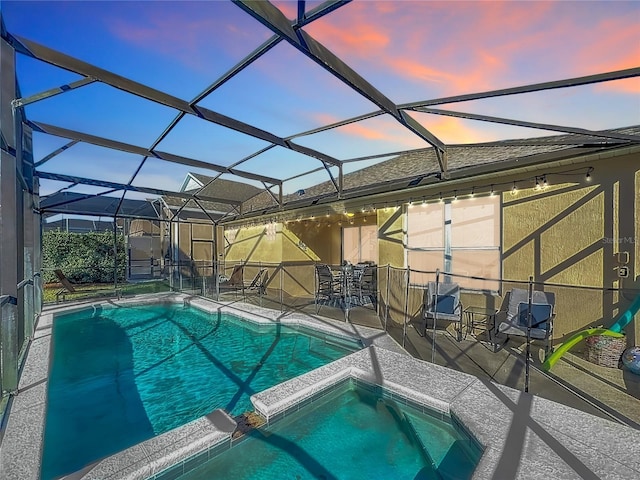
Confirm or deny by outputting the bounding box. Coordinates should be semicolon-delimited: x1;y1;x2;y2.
42;230;127;284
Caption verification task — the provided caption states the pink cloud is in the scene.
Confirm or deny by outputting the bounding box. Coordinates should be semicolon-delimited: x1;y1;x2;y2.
311;112;375;137
104;1;638;131
272;1;296;20
304;2;522;95
340;121;392;142
571;20;640;93
385;55;505;95
304;20;390;58
304;1;639;97
312;112;491;148
419;116;494;144
312;112;423;147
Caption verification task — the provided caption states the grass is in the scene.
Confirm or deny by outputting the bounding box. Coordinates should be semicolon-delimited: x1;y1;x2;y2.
43;280;171;303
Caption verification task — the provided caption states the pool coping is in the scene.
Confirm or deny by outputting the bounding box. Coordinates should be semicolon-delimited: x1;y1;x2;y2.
2;293;640;479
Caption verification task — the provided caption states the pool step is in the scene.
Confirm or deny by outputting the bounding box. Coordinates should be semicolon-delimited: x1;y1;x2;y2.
405;411;480;480
378;399;443;477
402;410;443;478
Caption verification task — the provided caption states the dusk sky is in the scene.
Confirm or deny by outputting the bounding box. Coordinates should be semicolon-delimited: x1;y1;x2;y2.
2;0;639;204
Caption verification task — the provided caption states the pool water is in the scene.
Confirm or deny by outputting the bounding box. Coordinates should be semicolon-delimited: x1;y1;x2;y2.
176;381;482;480
42;303;359;479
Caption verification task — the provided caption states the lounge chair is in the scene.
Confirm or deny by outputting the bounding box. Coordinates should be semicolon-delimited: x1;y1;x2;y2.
497;287;555;359
245;268;267;295
54;269;118;303
218;264;245;296
55;269;81;302
422;281;463;341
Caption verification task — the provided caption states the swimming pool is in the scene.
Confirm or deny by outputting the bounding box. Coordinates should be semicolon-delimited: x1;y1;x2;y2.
170;379;482;480
42;303;361;479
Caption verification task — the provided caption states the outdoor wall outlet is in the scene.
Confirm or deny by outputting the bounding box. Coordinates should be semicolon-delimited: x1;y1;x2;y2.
618;266;629;278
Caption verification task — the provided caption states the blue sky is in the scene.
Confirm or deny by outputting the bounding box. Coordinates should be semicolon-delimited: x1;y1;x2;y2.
2;0;639;204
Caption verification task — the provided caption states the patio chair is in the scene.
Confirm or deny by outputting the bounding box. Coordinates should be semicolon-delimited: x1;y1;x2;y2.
315;263;340;311
218;264;245;296
54;269;118;303
245;268;267;295
422;281;463;341
496;287;556;359
351;264;376;308
55;269;83;302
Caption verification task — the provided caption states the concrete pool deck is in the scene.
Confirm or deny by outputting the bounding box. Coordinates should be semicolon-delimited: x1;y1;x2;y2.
1;293;639;479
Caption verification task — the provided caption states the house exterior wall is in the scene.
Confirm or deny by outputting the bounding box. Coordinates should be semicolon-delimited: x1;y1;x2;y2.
224;223;324;297
192;224;214;241
287;221;340;266
377;207;409;324
128;219;159;236
369;152;640;342
224;225;278;292
220;150;639;344
127;236;162;277
191;223;214;276
502;152;639;345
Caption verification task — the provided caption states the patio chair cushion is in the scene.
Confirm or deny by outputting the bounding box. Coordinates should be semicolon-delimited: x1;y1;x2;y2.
516;302;552;328
498;288;555;342
432;294;456;314
506;288;555;322
497;322;548;340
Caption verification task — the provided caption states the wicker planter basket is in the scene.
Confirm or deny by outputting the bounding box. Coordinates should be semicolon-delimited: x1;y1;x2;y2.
585;335;627;368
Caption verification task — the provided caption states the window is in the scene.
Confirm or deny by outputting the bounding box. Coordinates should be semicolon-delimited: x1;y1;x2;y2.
343;225;378;264
406;195;500;290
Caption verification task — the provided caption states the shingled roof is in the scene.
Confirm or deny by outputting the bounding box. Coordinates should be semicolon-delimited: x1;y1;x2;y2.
162;173;265;219
187;173;263;202
241;126;640;214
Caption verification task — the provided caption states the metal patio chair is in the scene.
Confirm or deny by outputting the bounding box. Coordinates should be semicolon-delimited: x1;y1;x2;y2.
351;264;376;308
496;287;556;359
315;263;341;311
422;281;463;341
245;267;267;295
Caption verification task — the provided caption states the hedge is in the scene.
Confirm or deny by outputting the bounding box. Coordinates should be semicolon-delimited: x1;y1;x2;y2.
42;230;127;284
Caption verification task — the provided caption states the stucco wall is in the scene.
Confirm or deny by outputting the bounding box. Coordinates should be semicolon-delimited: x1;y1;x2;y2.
281;225;321;297
502;153;639;344
219;151;639;343
377;207;407;324
224;223;323;297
